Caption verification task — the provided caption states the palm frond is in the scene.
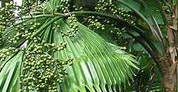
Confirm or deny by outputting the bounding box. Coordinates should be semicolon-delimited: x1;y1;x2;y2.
0;14;137;92
54;20;138;91
0;51;23;92
116;0;165;45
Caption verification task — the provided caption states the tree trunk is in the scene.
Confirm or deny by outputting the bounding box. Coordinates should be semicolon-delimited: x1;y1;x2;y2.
163;63;177;92
163;2;178;92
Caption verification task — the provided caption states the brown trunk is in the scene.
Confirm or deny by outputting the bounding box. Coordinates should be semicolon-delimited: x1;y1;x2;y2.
163;3;178;92
163;74;176;92
163;63;177;92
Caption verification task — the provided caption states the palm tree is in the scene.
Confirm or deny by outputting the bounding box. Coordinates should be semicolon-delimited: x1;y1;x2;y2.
0;0;177;92
0;0;137;92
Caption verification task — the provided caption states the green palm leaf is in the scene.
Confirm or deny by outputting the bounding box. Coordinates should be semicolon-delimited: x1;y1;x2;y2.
0;15;137;91
54;20;137;92
116;0;165;45
0;51;23;92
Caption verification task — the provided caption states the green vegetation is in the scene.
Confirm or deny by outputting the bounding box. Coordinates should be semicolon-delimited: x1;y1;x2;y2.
0;0;177;92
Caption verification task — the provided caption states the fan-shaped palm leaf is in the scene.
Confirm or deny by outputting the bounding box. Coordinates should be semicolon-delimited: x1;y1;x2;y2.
0;15;137;92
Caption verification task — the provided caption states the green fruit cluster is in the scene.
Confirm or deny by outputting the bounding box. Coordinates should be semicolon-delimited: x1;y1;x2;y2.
0;2;15;28
6;21;41;44
0;47;18;62
95;0;135;24
20;42;73;92
111;27;128;46
66;14;79;37
76;0;136;32
87;16;105;30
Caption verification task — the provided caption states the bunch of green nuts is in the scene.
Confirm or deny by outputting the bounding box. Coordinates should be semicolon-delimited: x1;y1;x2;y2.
0;26;4;46
55;0;71;13
18;1;39;16
110;27;128;46
6;21;41;44
77;0;136;32
0;2;15;27
95;0;136;24
0;47;18;61
61;14;79;37
20;42;73;92
87;16;105;30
